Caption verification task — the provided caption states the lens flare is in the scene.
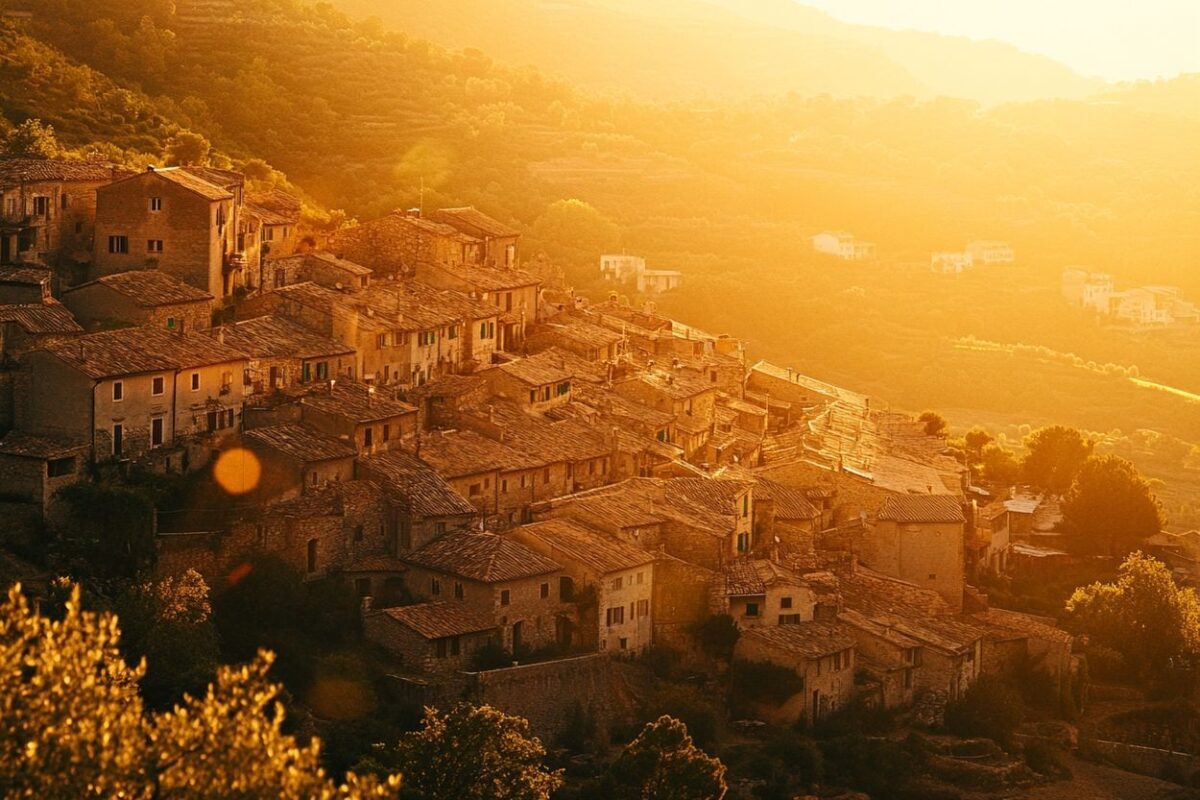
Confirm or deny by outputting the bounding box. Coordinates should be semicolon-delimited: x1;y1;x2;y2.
212;447;261;496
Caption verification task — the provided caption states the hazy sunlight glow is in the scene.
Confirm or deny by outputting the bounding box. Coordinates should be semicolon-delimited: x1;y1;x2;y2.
798;0;1200;81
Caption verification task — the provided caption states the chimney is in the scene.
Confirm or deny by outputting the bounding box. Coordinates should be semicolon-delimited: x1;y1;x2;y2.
215;327;224;344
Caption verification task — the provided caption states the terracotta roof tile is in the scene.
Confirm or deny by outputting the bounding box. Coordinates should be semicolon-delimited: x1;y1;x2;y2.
301;382;415;423
378;601;497;639
0;302;81;335
431;206;520;239
742;621;856;660
513;518;654;575
404;531;561;583
245;423;357;463
0;157;116;185
68;270;213;306
878;494;965;524
40;325;244;378
417;429;541;476
359;449;477;518
216;315;354;360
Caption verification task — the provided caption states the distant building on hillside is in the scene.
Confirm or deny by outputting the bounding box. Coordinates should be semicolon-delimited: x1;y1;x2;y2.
1062;268;1197;326
966;240;1015;265
811;231;875;261
930;251;973;274
598;254;683;295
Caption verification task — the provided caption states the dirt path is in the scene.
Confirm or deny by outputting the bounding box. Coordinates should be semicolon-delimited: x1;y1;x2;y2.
1019;754;1199;800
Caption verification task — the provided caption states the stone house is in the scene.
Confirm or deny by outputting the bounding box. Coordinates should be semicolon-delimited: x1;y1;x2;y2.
357;448;477;553
721;559;820;629
20;325;246;469
401;531;572;654
745;475;822;555
300;381;417;456
525;318;624;362
614;369;716;460
0;431;88;514
429;206;520;269
93;166;246;301
364;602;498;674
62;270;213;332
483;353;573;413
415;428;543;522
242;423;357;502
509;518;656;654
665;477;755;557
972;607;1073;704
0;301;81;364
838;608;923;709
326;210;481;275
245;201;299;284
1;157;120;268
213;314;355;394
0;265;52;304
414;263;539;350
734;622;857;724
861;494;966;611
264;251;371;293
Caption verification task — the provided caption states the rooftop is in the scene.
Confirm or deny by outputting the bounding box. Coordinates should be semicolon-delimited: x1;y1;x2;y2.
512;518;655;575
215;315;354;360
40;325;245;378
491;351;573;387
0;431;86;459
417;429;542;476
0;266;52;285
0;302;81;335
359;449;476;518
301;382;416;423
0;157;116;186
378;601;497;640
404;531;562;583
244;423;357;463
431;206;521;239
742;621;855;660
877;494;965;524
67;270;214;307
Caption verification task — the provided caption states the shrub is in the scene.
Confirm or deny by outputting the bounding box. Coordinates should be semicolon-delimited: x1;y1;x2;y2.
944;675;1025;748
731;659;804;707
1023;740;1072;779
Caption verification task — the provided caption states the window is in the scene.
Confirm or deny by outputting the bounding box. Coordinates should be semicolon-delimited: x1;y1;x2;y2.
449;637;460;656
928;573;937;581
112;381;124;402
436;639;447;659
501;479;508;493
780;596;793;609
779;614;801;625
606;606;625;626
301;362;312;383
556;381;570;396
382;424;390;442
149;197;162;212
904;669;913;689
108;235;128;254
353;525;364;542
191;372;200;391
447;326;457;340
742;495;749;517
736;532;749;553
112;424;123;456
61;194;69;210
657;429;667;442
364;427;373;448
32;196;49;216
376;333;388;349
636;571;644;585
306;539;318;573
543;467;550;483
147;239;163;253
355;578;371;597
528;390;536;404
541;386;551;402
47;457;75;478
431;578;441;596
611;577;623;591
454;582;464;600
435;521;447;535
166;317;177;330
480;322;488;339
540;582;549;599
500;589;510;606
315;362;329;380
151;417;164;447
151;376;165;396
744;602;760;617
637;599;649;617
619;637;628;650
469;483;482;497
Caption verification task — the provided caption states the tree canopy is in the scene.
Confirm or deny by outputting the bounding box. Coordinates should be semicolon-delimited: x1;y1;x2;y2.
604;715;727;800
0;582;400;798
395;703;562;800
1061;455;1162;556
1066;552;1200;679
1022;426;1094;494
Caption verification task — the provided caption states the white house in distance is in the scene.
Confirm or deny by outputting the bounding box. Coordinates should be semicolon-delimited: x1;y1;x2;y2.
931;251;974;275
1062;268;1198;326
599;254;683;295
811;231;875;261
966;241;1015;265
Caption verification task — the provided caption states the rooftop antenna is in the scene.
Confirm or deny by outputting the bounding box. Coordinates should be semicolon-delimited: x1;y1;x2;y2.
419;176;425;216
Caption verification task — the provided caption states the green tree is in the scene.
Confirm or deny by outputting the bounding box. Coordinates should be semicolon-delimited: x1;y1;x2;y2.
692;614;739;663
980;443;1022;486
396;704;563;800
3;118;61;158
1066;552;1200;679
530;198;620;272
1062;455;1162;556
944;675;1025;748
918;411;947;437
0;582;400;798
604;716;727;800
1022;426;1094;494
114;569;219;708
964;428;993;463
165;131;211;166
55;481;156;584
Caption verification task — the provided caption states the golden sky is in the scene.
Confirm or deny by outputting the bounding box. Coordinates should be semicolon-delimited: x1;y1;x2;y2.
800;0;1200;81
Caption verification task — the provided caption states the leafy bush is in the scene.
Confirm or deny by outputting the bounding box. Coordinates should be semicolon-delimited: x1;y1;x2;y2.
944;676;1025;749
731;659;804;708
1023;740;1072;779
691;614;739;662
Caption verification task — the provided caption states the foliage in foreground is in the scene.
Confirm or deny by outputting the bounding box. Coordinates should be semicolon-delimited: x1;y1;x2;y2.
395;703;563;800
603;715;727;800
943;675;1026;748
0;582;400;798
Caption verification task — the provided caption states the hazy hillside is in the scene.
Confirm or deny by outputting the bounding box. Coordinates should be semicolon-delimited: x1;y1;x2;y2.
331;0;1103;104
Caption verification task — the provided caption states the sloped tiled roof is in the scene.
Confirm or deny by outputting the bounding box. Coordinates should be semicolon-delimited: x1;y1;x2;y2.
513;518;654;575
723;558;809;596
753;477;820;520
359;450;476;518
40;325;244;378
301;382;415;423
216;315;354;360
379;602;497;640
878;494;964;524
0;157;115;185
245;423;357;463
148;167;233;201
665;477;751;515
0;302;81;335
0;266;52;285
69;270;213;307
404;531;561;583
0;431;85;459
492;351;573;387
742;621;855;660
431;206;520;238
417;429;542;477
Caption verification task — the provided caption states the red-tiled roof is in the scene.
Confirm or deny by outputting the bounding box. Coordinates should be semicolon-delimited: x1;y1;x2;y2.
378;602;497;640
512;518;654;575
403;531;561;583
878;494;965;524
245;423;357;463
68;270;213;306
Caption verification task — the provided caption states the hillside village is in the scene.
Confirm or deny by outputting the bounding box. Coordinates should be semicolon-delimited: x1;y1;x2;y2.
1;154;1085;743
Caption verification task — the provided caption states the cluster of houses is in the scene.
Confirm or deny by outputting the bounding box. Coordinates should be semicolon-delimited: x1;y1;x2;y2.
930;241;1015;274
0;154;1078;727
811;231;876;262
1061;268;1198;327
598;254;683;295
